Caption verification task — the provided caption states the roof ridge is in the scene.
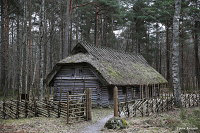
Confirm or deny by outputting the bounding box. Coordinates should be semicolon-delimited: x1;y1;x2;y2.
77;41;148;65
78;41;138;56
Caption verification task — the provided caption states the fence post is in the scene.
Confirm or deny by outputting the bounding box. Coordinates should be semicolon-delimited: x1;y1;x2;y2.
140;85;142;99
113;86;118;117
166;92;169;111
86;88;92;121
46;99;50;117
16;99;19;119
184;91;186;107
34;98;37;117
146;99;149;116
3;100;6;119
67;92;69;124
25;100;28;118
198;91;200;106
57;101;60;118
146;86;149;99
133;89;136;99
142;85;144;99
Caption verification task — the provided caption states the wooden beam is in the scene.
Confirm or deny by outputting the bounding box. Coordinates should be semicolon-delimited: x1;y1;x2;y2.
113;86;118;117
86;88;92;120
142;85;144;99
67;92;69;124
146;85;149;99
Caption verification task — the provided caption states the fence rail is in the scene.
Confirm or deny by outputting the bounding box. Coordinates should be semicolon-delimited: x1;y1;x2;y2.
0;89;92;124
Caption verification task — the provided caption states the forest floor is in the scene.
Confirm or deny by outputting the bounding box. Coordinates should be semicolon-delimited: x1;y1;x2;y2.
0;107;200;133
0;108;113;133
101;107;200;133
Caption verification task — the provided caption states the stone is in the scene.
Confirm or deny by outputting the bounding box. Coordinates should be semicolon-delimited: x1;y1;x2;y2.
104;117;128;129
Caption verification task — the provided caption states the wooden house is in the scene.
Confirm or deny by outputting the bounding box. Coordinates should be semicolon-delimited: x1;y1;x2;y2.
46;42;167;106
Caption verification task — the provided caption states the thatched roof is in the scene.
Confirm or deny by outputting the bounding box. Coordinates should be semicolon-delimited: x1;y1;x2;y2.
46;42;167;86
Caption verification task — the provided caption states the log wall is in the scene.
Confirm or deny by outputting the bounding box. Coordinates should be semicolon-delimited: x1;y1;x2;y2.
53;64;101;105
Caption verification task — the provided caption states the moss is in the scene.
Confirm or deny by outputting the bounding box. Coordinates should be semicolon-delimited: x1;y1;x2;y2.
107;66;123;79
132;63;167;83
68;60;75;63
104;117;128;129
121;118;128;126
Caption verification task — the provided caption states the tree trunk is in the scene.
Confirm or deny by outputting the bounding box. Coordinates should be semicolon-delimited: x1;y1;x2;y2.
95;6;99;46
194;21;200;88
27;0;33;97
39;0;45;100
159;35;162;74
155;23;159;71
16;15;21;99
180;17;184;90
1;0;9;96
22;1;28;96
63;0;71;58
166;21;170;84
172;0;182;107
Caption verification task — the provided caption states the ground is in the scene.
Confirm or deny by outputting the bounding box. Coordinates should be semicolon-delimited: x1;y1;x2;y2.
0;108;113;133
1;107;200;133
101;107;200;133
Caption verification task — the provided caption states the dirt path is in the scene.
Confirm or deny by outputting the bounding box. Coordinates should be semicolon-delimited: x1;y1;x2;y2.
80;114;113;133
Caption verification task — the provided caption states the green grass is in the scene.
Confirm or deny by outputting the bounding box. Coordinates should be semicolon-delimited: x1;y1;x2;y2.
176;108;200;132
187;110;200;131
120;107;200;133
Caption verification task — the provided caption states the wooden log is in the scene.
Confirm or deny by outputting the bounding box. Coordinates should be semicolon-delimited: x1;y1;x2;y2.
166;93;169;111
69;107;86;111
57;101;61;118
161;91;164;112
113;86;119;117
146;86;149;99
88;88;92;120
142;85;144;99
140;85;142;99
155;98;158;113
67;92;70;124
197;91;199;106
146;100;149;116
25;100;28;118
3;101;6;119
157;84;160;98
16;100;19;119
188;93;191;107
140;102;144;117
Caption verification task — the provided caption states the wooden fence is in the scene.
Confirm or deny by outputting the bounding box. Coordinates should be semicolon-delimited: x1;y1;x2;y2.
118;91;200;118
0;89;92;124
